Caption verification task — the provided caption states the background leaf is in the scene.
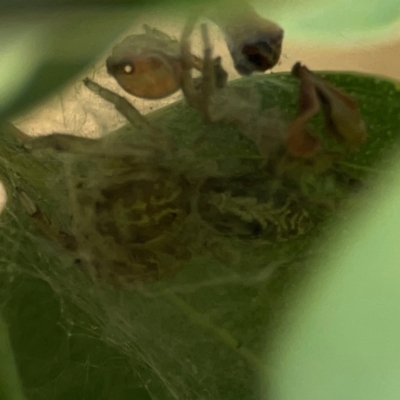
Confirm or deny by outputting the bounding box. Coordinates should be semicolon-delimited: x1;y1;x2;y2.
255;0;400;44
3;0;399;121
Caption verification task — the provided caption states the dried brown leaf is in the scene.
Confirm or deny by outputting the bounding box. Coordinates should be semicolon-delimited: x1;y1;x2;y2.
287;62;367;158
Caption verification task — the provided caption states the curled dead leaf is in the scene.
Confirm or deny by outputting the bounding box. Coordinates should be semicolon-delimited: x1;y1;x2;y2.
287;62;367;158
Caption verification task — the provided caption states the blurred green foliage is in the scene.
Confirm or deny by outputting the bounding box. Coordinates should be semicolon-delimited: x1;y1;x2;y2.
268;126;400;400
257;0;400;43
1;1;400;399
0;316;26;400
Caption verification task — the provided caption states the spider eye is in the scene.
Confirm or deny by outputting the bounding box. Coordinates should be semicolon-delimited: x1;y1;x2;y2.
123;63;134;74
106;57;135;76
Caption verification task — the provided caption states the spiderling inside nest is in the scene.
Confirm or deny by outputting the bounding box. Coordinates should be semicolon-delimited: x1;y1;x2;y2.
11;6;367;287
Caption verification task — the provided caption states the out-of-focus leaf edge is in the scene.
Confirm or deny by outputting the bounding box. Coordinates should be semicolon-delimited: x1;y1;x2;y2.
0;315;26;400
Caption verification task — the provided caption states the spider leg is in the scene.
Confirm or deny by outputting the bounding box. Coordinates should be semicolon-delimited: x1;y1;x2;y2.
18;78;171;162
83;78;172;154
180;14;201;111
180;18;228;122
17;188;79;253
181;18;215;119
199;23;216;122
83;78;153;136
191;49;227;89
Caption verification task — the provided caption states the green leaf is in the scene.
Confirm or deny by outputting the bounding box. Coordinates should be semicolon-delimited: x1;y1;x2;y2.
0;71;399;400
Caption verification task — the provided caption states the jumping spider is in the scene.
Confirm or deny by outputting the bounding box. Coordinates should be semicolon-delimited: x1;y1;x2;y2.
14;20;243;287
